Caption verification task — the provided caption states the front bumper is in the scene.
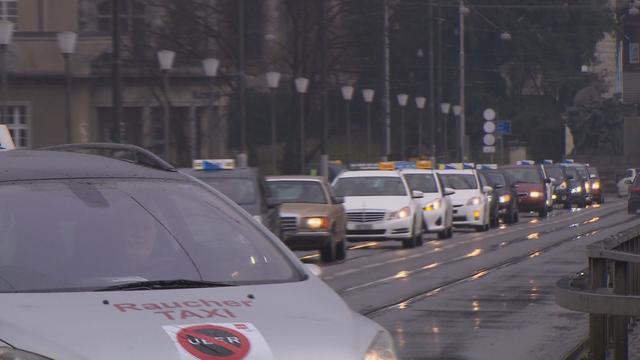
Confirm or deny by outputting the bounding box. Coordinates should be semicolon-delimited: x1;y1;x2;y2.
517;195;546;212
451;204;485;227
346;217;413;240
422;208;447;232
282;231;331;250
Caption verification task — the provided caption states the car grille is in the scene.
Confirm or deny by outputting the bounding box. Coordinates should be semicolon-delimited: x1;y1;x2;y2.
391;228;410;234
347;229;386;235
518;192;528;197
453;215;467;222
347;211;386;223
280;217;298;233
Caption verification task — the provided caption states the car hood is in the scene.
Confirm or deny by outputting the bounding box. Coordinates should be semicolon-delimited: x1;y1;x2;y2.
513;183;544;193
0;278;380;360
279;203;332;217
343;196;410;212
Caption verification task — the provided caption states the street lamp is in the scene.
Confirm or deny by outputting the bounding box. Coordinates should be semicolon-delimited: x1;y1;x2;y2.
341;85;354;165
440;102;451;162
202;57;219;158
157;49;175;161
452;105;462;161
295;77;309;174
396;93;409;159
266;71;281;173
415;96;426;159
362;89;375;161
57;31;77;143
0;21;13;126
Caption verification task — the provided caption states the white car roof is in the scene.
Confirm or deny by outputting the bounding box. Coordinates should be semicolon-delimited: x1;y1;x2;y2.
399;169;436;175
434;169;475;175
337;170;401;178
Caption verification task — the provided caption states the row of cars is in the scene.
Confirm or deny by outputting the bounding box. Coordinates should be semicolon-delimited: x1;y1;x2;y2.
186;159;602;262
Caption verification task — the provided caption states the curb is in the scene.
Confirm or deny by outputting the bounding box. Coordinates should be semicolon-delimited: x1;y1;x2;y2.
562;337;588;360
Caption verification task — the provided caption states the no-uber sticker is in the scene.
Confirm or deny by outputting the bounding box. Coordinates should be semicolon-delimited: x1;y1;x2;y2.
164;323;274;360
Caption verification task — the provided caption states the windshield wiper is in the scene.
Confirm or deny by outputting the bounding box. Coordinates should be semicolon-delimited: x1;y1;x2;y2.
94;279;236;292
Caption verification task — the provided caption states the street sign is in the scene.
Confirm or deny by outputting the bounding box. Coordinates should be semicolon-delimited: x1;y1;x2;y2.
483;134;496;146
483;146;496;153
483;121;496;133
483;108;496;121
496;120;511;135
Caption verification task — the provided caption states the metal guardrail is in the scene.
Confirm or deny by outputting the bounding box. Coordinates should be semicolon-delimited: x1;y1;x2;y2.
555;225;640;360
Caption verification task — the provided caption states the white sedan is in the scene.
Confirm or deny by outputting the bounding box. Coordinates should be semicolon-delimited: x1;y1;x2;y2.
618;168;639;197
435;169;492;232
400;169;455;239
332;170;425;248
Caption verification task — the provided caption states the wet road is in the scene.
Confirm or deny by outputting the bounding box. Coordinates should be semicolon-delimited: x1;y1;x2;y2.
296;197;637;359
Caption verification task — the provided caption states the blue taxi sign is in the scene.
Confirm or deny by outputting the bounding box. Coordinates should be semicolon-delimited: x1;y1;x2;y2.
476;164;498;170
542;159;554;164
349;163;380;170
442;163;476;170
193;159;235;171
516;160;535;166
562;159;575;164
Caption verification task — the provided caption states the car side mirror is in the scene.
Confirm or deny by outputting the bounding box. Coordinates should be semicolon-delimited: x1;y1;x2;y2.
493;183;504;190
625;179;633;185
332;196;344;204
549;177;557;183
482;186;493;194
544;178;552;184
444;188;455;196
266;197;282;208
412;190;424;199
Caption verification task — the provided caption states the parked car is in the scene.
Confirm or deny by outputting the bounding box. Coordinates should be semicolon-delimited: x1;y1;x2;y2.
435;168;492;232
400;168;455;239
587;166;604;204
479;169;519;224
181;162;281;237
266;176;347;263
501;164;552;218
0;144;395;359
618;168;640;197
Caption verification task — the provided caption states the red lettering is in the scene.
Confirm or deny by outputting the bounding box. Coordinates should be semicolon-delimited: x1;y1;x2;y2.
160;302;183;309
241;300;253;307
180;310;204;320
200;299;224;307
155;310;176;320
113;303;141;312
201;309;228;318
142;303;162;311
223;300;240;307
224;309;236;318
183;301;201;308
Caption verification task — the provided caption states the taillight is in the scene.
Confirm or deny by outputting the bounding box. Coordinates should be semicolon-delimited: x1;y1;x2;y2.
630;187;640;193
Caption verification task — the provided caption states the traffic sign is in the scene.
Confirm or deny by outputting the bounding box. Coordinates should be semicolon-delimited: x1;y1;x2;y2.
496;120;511;135
483;108;496;121
483;146;496;153
483;134;496;146
483;121;496;133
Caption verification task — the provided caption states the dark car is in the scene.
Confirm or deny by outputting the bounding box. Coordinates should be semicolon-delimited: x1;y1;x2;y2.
543;164;583;209
501;165;551;218
479;169;519;224
560;163;590;208
181;164;282;238
629;174;640;213
587;166;604;204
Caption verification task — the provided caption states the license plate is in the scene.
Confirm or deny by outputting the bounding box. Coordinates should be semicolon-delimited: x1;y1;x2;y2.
356;223;373;230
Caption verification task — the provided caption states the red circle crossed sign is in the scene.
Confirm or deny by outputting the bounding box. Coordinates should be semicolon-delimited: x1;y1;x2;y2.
176;324;251;360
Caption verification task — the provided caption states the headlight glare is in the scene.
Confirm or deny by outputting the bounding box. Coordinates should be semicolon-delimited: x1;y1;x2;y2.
592;181;600;190
585;182;591;192
0;348;52;360
302;217;329;230
529;191;542;198
424;199;442;212
467;196;482;206
363;331;398;360
571;186;583;194
499;194;511;204
389;207;410;220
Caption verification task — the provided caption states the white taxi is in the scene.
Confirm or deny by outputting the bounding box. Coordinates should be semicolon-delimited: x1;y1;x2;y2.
400;169;454;239
435;165;492;232
332;168;425;248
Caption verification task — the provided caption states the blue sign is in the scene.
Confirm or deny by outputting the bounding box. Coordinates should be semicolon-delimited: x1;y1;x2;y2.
496;120;511;135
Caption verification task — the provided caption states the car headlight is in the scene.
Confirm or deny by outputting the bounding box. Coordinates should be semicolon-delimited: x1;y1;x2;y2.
388;207;410;220
424;199;442;212
499;194;511;204
592;181;600;190
0;348;52;360
364;331;398;360
571;186;583;194
302;217;329;230
558;181;567;190
585;182;591;192
467;196;482;206
529;191;543;198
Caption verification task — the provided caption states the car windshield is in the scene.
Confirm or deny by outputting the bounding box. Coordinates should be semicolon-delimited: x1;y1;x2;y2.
333;176;407;196
483;172;506;187
575;166;589;180
502;168;543;184
0;179;300;292
545;167;565;181
588;167;599;177
201;178;256;205
438;174;478;190
404;174;439;193
267;180;327;204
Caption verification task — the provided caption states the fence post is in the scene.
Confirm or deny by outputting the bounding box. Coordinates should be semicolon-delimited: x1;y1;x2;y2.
590;257;607;359
614;260;629;360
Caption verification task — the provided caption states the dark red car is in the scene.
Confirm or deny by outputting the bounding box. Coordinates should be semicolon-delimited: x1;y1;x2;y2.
500;165;551;217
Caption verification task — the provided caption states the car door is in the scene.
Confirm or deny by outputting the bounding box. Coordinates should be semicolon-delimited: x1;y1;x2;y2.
258;177;281;237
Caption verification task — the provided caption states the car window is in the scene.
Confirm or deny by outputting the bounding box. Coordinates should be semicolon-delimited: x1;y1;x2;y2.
202;178;256;205
502;168;543;184
575;166;589;180
404;174;439;193
267;181;327;204
0;179;300;292
478;173;489;188
438;174;479;190
333;176;408;196
545;166;564;181
484;172;506;187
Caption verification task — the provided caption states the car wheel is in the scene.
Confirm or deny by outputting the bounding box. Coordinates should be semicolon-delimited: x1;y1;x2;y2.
335;235;347;261
320;231;337;263
563;202;572;210
577;200;587;208
402;235;417;249
538;207;548;218
446;227;454;238
475;225;488;232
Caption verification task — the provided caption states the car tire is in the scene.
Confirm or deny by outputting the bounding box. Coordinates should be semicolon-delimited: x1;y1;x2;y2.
402;235;417;249
320;230;337;263
538;208;548;218
563;202;572;210
335;236;347;261
475;224;489;232
577;200;587;208
446;227;454;238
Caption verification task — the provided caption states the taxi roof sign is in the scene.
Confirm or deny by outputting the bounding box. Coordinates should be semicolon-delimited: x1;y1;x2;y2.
441;163;475;170
193;159;235;171
542;159;554;164
349;163;379;170
0;125;15;151
562;159;575;164
476;164;498;170
516;160;535;166
416;160;433;169
378;162;396;170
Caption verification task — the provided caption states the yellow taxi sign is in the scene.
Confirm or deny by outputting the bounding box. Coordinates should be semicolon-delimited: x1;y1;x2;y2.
416;160;433;169
378;162;395;171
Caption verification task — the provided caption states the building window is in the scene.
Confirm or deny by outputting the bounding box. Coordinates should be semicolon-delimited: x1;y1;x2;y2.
96;0;144;34
5;105;30;148
0;0;17;24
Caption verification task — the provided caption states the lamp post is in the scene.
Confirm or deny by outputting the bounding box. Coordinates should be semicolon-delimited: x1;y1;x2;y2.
440;102;451;162
452;104;462;161
157;49;175;161
396;93;409;159
0;21;13;125
341;85;354;166
202;57;219;158
362;89;375;161
458;1;470;160
295;77;309;174
57;31;77;143
415;96;426;159
266;71;281;173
